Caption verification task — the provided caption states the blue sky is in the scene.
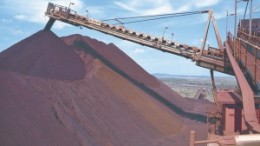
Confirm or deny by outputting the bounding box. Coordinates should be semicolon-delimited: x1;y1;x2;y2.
1;0;259;76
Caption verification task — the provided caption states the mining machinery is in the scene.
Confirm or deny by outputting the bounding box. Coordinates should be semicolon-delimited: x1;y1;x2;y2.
44;2;260;146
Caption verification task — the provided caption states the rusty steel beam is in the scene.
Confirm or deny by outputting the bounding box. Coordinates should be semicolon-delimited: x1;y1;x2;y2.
201;10;224;52
211;12;224;51
201;11;212;51
210;70;221;110
225;41;260;132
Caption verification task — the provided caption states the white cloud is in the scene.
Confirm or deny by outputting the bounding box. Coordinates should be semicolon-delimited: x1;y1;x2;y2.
14;14;27;20
115;40;149;57
2;0;86;28
191;39;201;46
113;0;221;16
214;11;226;20
116;40;138;51
114;1;137;12
1;0;223;29
53;21;71;30
142;5;173;15
85;6;106;19
114;0;173;15
194;0;220;8
191;38;211;47
133;48;145;54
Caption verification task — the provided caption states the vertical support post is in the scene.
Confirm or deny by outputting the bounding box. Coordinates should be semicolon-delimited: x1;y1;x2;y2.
245;45;248;67
243;1;249;19
189;130;196;146
236;39;239;59
171;33;174;42
162;27;168;40
211;70;220;110
201;11;212;52
233;0;237;62
249;0;253;37
254;48;257;83
234;0;237;38
232;34;234;48
226;10;228;37
239;39;241;61
210;70;217;91
234;39;237;59
211;14;224;51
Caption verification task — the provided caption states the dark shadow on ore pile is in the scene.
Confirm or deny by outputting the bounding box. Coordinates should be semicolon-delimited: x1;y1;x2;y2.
0;30;215;146
69;39;207;123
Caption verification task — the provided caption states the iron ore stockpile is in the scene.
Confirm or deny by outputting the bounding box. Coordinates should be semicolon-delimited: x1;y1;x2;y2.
0;30;215;146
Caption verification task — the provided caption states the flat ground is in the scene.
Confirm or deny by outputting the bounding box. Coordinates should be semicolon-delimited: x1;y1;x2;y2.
155;75;237;101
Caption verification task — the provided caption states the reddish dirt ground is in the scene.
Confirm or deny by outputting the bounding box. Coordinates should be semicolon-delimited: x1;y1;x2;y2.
0;30;215;146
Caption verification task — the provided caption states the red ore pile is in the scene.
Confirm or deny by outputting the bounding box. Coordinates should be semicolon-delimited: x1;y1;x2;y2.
0;30;215;146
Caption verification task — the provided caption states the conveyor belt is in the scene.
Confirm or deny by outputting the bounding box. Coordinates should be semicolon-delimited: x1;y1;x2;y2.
44;2;232;75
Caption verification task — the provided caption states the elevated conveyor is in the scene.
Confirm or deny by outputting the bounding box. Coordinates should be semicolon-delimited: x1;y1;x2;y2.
43;2;260;142
44;3;233;75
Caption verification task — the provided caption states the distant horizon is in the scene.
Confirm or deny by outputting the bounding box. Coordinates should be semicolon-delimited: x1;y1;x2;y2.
152;72;235;77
